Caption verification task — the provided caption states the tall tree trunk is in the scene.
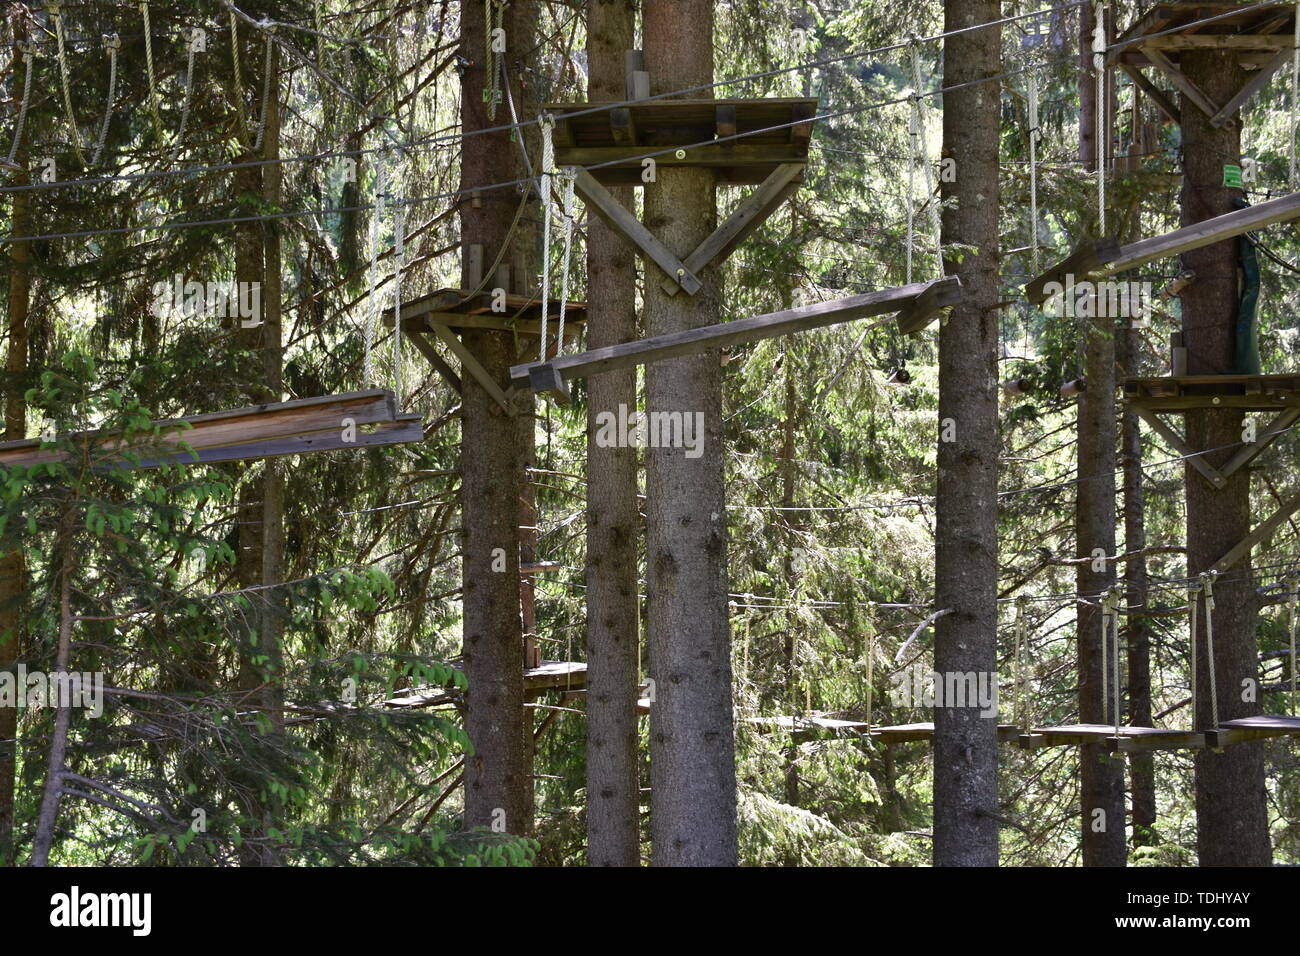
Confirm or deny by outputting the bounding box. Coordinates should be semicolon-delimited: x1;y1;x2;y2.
584;0;642;867
30;540;74;867
1075;1;1125;867
0;83;31;863
1118;324;1156;846
459;0;528;835
1179;50;1272;866
643;0;738;867
933;0;1001;867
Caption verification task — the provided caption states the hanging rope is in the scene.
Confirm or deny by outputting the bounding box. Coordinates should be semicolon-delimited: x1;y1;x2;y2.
555;167;577;358
391;161;406;404
173;28;203;158
484;0;506;121
908;38;942;276
1292;0;1299;188
906;88;917;284
253;33;274;152
91;35;120;168
1100;588;1115;725
538;114;555;364
230;10;251;146
1201;571;1220;728
49;3;88;168
1188;578;1201;729
364;155;388;388
1288;571;1299;715
5;43;36;169
1109;586;1122;736
1015;596;1030;734
140;1;164;141
1028;71;1041;276
1093;1;1106;236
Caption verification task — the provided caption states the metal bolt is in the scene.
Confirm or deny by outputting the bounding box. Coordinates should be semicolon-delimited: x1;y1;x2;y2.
675;149;686;160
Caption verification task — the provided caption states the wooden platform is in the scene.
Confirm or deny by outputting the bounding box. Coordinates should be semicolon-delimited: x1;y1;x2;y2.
741;714;871;741
1123;373;1300;411
1018;723;1206;752
382;660;588;709
870;722;1023;745
0;389;423;472
393;288;587;337
1110;2;1295;127
1204;714;1300;748
545;97;817;185
510;277;962;394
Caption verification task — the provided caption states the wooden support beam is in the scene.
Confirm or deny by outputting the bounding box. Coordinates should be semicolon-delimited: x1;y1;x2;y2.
428;322;514;414
1144;47;1223;118
510;277;962;389
1132;405;1226;488
1104;191;1300;275
1144;34;1293;51
559;143;808;170
659;163;804;297
896;273;964;335
573;168;703;295
790;100;816;145
1024;237;1122;305
1210;45;1293;127
1216;406;1300;480
609;107;636;146
406;328;462;394
1119;63;1181;124
1212;486;1300;573
715;103;737;139
1205;714;1300;748
624;50;648;100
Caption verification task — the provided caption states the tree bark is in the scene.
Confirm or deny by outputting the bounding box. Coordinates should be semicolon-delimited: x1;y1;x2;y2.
459;0;529;835
584;0;642;867
1179;49;1272;866
643;0;738;867
30;541;74;867
1075;1;1125;867
1118;324;1156;847
933;0;1001;867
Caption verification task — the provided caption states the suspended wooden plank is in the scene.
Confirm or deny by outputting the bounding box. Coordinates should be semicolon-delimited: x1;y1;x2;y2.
1205;714;1300;748
0;389;422;472
392;287;587;335
869;722;1022;745
510;277;962;392
1019;723;1207;751
1026;192;1300;303
382;660;589;709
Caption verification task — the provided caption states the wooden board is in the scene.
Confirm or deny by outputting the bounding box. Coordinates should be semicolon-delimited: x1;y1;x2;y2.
1123;373;1300;412
509;277;962;389
0;389;422;471
867;722;1022;745
395;288;587;333
1110;2;1295;68
383;660;588;709
1205;714;1300;748
543;97;818;185
1019;723;1206;751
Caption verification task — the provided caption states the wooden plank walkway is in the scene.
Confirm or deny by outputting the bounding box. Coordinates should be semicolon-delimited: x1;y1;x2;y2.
1205;714;1300;748
510;277;961;392
1018;723;1206;752
0;389;422;471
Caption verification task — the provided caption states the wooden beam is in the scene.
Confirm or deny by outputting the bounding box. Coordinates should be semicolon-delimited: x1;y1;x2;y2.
1132;406;1226;488
510;277;962;389
624;50;648;100
1024;237;1122;305
714;103;737;139
428;322;514;414
659;163;804;297
406;328;462;394
558;144;808;170
1216;406;1300;479
1144;46;1222;117
1144;34;1292;51
1210;45;1293;127
573;169;703;295
1119;63;1181;124
609;107;636;146
896;273;964;335
1212;487;1300;573
790;100;816;145
1103;191;1300;275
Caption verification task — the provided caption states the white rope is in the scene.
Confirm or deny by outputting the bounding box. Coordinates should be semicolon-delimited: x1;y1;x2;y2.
485;0;505;121
906;90;917;284
49;3;88;168
1093;1;1106;235
1028;70;1041;275
253;33;274;152
1201;571;1219;728
91;35;120;167
391;169;406;403
1015;596;1030;733
539;115;555;364
364;156;387;388
908;39;942;276
1189;580;1200;729
230;11;251;146
1284;574;1300;714
556;168;577;358
1100;588;1113;725
1292;0;1300;188
173;29;202;158
5;44;36;169
140;1;164;141
1111;586;1122;736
